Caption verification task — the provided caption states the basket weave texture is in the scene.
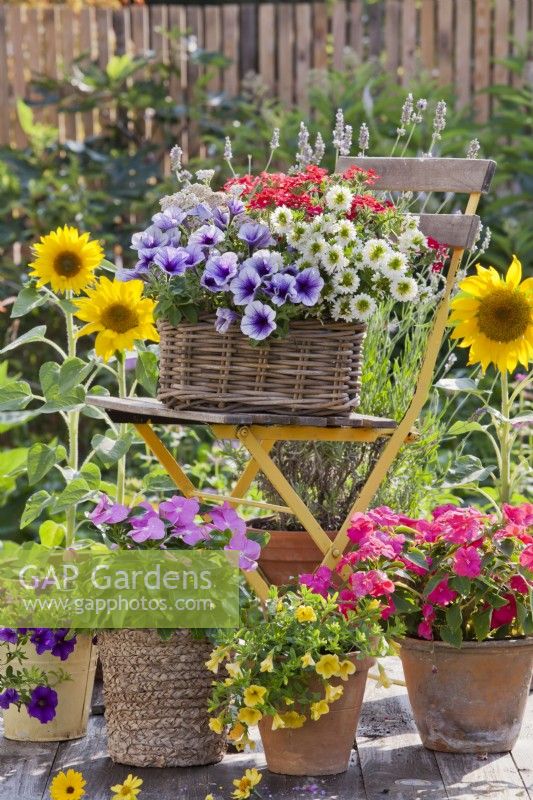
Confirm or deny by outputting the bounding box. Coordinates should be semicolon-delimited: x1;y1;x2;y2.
98;629;226;768
158;318;366;415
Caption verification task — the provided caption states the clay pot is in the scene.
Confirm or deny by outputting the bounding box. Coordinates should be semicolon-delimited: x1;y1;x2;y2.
258;653;373;775
258;530;336;586
400;636;533;753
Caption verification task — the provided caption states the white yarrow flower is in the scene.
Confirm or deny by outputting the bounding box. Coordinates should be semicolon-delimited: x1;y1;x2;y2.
321;244;348;274
362;238;392;270
270;206;294;234
381;251;408;278
350;293;377;322
332;268;360;294
325;185;353;213
390;276;419;302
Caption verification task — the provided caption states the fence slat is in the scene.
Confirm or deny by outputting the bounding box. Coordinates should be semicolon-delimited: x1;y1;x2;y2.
420;0;435;72
493;0;511;85
5;6;26;147
42;8;57;126
384;0;401;76
59;6;76;140
78;6;95;139
277;4;294;106
312;2;328;70
258;3;275;94
0;7;9;146
512;0;529;87
240;3;257;75
455;0;472;109
332;0;347;72
367;0;384;58
401;0;417;86
204;5;221;93
474;0;490;121
348;0;363;58
295;2;311;112
222;4;239;96
437;0;453;86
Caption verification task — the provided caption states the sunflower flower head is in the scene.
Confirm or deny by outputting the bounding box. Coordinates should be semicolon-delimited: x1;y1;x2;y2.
74;277;159;362
30;226;103;295
449;256;533;373
110;774;143;800
49;769;86;800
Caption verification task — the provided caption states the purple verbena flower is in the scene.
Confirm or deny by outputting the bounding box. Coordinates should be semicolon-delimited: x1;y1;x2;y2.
152;206;187;231
51;630;77;662
154;246;191;276
265;272;296;307
241;301;277;341
215;308;239;334
89;495;130;526
189;224;225;249
0;628;18;644
0;689;19;709
225;531;261;571
30;629;55;655
207;502;247;537
238;222;274;250
128;502;166;543
230;265;262;305
292;267;324;306
159;496;208;546
201;252;239;291
26;686;58;724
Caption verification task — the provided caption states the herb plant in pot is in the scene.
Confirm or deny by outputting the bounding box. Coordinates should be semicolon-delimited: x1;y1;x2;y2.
207;586;401;775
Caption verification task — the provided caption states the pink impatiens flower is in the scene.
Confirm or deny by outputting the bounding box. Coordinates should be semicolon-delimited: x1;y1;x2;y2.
520;544;533;571
453;546;482;578
490;593;517;630
427;578;458;606
347;513;374;543
503;503;533;527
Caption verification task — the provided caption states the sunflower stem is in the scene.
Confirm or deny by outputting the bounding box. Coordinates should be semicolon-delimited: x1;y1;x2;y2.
499;369;511;505
116;353;127;505
65;300;78;547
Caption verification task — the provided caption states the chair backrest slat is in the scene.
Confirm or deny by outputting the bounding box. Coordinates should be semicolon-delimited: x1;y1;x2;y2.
336;156;496;194
418;213;480;249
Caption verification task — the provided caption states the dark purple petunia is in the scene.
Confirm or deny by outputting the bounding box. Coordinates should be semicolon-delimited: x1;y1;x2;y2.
265;272;296;307
215;308;239;334
291;267;324;307
201;253;239;291
189;224;225;249
212;207;230;230
240;301;277;341
89;495;130;526
0;628;18;644
51;631;77;662
237;222;274;250
0;689;19;710
26;686;58;724
30;629;55;655
230;265;262;305
153;246;190;276
152;206;187;231
243;251;279;278
227;197;245;217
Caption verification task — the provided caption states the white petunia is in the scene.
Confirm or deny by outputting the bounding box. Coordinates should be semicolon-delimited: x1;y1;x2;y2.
381;251;408;278
332;268;360;294
303;236;329;261
270;206;294;234
362;238;392;270
325;185;353;213
350;293;377;322
390;275;419;302
335;219;358;247
321;244;348;274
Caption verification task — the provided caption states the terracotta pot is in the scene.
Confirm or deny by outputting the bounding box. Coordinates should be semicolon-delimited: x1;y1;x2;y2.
400;636;533;753
2;634;97;742
258;654;373;775
258;530;336;586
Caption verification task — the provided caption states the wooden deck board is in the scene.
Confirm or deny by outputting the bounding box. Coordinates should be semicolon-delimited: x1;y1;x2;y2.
1;658;531;800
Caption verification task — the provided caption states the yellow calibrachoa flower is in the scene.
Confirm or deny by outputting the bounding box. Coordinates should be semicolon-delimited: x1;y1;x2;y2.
208;716;225;734
338;659;356;681
50;769;86;800
295;605;317;623
310;700;330;721
110;774;143;800
449;256;533;373
205;795;214;800
238;707;263;726
271;712;286;730
228;722;246;741
280;710;306;728
74;277;159;362
232;768;262;799
260;651;274;672
301;651;315;668
315;654;341;679
226;661;242;679
206;647;229;674
324;683;344;703
30;226;103;294
243;684;267;707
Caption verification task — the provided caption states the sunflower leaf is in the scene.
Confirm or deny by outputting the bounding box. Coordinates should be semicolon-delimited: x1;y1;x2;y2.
11;287;47;319
0;326;47;354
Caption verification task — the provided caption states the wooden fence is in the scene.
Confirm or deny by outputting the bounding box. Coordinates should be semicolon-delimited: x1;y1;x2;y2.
0;0;532;150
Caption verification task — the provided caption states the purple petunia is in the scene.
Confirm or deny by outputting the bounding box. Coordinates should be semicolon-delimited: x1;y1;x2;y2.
154;246;191;276
152;206;187;231
243;251;280;278
265;272;296;307
215;308;239;334
188;203;213;223
30;629;55;655
89;495;130;527
128;502;166;543
51;630;77;662
131;225;167;254
189;224;225;249
227;197;245;217
159;496;209;546
0;689;19;710
180;244;205;269
291;267;324;306
212;207;230;230
0;628;18;644
26;686;58;724
241;301;277;341
238;222;274;250
207;502;247;537
225;531;261;571
201;253;239;291
230;265;262;305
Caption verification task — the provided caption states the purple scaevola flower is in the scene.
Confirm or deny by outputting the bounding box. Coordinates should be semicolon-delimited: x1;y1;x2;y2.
230;265;262;305
0;689;19;709
154;246;191;276
215;308;239;334
89;495;130;526
225;531;261;571
131;225;167;254
26;686;58;724
292;267;324;306
51;630;77;661
0;628;18;644
189;224;225;249
30;629;55;655
152;206;187;231
212;207;230;230
265;272;296;306
238;222;274;250
128;502;166;543
207;501;247;537
243;250;279;278
201;252;239;291
227;197;245;217
159;496;209;546
188;203;213;222
241;301;277;341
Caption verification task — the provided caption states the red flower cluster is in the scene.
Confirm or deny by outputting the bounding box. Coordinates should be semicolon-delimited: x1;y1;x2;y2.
342;165;379;185
427;236;450;273
346;194;393;220
224;165;328;216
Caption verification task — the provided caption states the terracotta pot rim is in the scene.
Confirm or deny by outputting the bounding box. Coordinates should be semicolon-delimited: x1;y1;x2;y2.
400;635;533;653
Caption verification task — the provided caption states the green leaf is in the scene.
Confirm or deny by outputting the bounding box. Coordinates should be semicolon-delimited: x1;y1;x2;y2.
0;447;28;478
80;462;101;490
27;443;57;486
0;325;47;354
445;605;462;631
81;386;110;419
402;549;428;570
58;298;78;314
0;410;39;433
21;490;52;528
53;478;93;513
447;420;487;436
40;362;60;396
449;576;472;596
59;357;93;393
0;381;32;412
39;520;65;548
135;350;158;397
11;287;47;318
16;99;34;135
40;385;86;413
436;378;479;393
472;610;491;642
92;430;134;467
439;625;462;648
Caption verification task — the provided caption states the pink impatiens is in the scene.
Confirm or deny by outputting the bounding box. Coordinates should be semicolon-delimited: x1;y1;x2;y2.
452;546;482;579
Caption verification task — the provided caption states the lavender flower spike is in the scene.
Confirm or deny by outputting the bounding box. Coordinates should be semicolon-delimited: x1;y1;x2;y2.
241;301;277;341
201;252;239;291
291;267;324;306
230;265;262;305
215;308;239;334
237;222;274;250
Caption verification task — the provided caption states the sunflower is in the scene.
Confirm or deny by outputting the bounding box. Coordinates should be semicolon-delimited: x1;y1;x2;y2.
449;256;533;373
74;277;159;361
49;769;86;800
29;226;103;294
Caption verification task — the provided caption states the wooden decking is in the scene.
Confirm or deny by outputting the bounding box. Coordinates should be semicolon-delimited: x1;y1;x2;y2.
1;658;531;800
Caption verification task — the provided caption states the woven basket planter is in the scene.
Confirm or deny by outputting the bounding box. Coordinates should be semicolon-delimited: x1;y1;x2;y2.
158;318;366;415
98;629;226;768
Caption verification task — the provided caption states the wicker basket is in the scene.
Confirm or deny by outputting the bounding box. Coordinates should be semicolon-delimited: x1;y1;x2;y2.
158;318;366;415
98;629;226;767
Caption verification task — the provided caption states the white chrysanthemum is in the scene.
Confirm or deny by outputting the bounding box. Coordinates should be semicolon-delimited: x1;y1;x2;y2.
362;238;392;270
325;185;353;213
305;215;326;236
390;275;419;302
321;244;348;274
398;230;428;253
350;293;377;322
303;236;329;261
294;256;314;270
332;268;360;294
381;251;408;278
270;206;294;234
321;213;341;235
331;296;356;322
286;222;309;249
402;213;420;232
335;219;358;247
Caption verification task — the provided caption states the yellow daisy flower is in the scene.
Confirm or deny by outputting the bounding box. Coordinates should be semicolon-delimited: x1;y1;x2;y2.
280;710;306;728
50;770;86;800
238;707;263;726
301;651;315;668
324;683;344;703
110;774;143;800
243;684;267;707
208;716;225;735
310;700;330;721
260;652;274;672
315;654;341;679
232;768;262;799
295;605;317;623
29;226;103;295
449;256;533;373
338;659;356;681
74;277;158;362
